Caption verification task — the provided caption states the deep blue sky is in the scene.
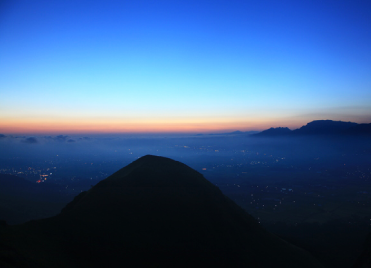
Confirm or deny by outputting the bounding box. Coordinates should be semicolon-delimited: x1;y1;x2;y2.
1;0;370;133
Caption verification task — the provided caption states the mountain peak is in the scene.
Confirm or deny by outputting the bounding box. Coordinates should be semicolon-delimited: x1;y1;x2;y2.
1;156;324;268
96;154;213;188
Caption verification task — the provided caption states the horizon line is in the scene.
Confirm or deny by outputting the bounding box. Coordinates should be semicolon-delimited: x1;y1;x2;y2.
1;118;369;136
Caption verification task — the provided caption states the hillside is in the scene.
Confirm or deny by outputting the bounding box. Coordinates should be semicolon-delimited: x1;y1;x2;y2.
0;155;324;268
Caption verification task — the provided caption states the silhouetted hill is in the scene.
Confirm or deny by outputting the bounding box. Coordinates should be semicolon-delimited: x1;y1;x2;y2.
0;155;324;268
345;123;371;136
292;120;358;135
253;127;292;137
254;120;370;137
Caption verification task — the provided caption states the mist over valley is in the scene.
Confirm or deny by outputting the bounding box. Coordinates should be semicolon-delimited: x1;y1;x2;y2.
1;121;371;267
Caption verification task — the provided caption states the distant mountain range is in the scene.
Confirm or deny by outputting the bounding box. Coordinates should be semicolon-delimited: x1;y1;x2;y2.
253;120;371;137
0;155;324;268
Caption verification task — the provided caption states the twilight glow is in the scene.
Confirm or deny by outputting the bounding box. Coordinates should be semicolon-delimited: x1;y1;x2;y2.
1;0;371;134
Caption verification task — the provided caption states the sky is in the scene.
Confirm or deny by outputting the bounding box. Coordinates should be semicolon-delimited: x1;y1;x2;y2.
1;0;371;134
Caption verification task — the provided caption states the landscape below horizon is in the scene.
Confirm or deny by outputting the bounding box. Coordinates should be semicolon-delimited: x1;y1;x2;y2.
1;119;371;267
2;1;371;266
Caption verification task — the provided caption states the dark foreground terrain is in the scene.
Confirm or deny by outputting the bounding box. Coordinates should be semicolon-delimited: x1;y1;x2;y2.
0;155;325;268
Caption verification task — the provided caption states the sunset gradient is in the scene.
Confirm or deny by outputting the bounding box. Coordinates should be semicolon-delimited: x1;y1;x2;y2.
1;0;371;134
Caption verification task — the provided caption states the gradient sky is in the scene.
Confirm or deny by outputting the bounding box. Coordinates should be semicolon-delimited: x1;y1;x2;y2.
1;0;371;134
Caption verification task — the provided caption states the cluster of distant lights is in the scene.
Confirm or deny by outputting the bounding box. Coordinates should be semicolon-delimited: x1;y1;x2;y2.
36;174;50;183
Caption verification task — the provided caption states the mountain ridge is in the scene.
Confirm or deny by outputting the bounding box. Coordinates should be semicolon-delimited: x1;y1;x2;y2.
253;120;371;137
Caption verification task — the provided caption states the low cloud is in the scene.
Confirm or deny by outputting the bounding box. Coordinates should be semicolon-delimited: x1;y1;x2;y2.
55;135;69;142
23;137;38;144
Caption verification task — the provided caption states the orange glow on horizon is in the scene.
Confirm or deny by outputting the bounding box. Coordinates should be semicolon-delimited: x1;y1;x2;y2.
0;117;306;135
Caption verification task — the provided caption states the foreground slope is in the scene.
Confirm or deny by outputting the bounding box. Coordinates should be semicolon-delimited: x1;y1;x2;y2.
0;155;324;268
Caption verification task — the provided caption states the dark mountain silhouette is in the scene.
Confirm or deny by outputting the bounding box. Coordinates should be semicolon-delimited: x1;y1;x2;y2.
253;127;292;137
344;123;371;136
0;155;324;268
292;120;358;135
253;120;370;137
